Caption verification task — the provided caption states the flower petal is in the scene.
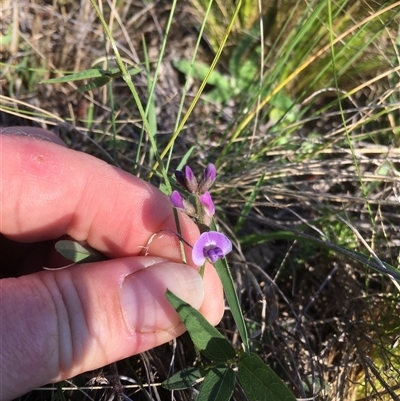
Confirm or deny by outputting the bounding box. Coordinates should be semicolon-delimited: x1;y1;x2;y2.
192;231;232;266
204;163;217;182
199;191;215;217
198;163;217;194
184;166;198;193
173;166;198;193
192;244;206;267
174;169;187;189
210;232;232;255
170;190;184;209
206;247;224;263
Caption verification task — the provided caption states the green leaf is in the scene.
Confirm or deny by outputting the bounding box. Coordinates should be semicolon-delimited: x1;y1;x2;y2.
78;76;110;92
239;232;301;248
166;290;236;362
213;257;249;354
0;25;13;47
159;183;170;196
211;218;250;354
55;240;107;264
238;353;296;401
173;59;230;90
162;367;204;390
39;67;141;84
176;146;196;171
234;172;265;233
203;86;233;103
236;59;258;89
39;68;112;84
197;366;235;401
173;58;232;103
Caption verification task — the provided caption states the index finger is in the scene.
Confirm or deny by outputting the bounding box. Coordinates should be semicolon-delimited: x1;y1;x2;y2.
0;130;198;264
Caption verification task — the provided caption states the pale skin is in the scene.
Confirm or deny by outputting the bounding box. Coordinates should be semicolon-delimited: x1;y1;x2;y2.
0;127;224;400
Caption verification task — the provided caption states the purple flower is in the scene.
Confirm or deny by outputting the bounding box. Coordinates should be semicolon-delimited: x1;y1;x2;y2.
170;190;196;216
199;191;215;226
192;231;232;266
199;191;215;217
198;163;217;194
174;166;198;193
170;190;185;209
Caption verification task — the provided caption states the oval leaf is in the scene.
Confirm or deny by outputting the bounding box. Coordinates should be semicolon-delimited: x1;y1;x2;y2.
238;353;296;401
172;59;230;90
166;290;236;362
40;68;110;84
78;76;110;92
55;240;106;264
162;367;204;390
197;366;235;401
40;67;141;84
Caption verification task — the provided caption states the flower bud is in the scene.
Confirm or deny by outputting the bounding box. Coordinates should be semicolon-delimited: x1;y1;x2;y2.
198;163;217;194
170;190;184;209
199;191;215;227
174;165;198;193
170;190;196;216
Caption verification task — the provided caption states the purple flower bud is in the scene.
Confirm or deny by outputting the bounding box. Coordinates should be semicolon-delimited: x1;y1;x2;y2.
174;165;198;193
199;191;215;226
170;190;184;209
170;190;196;216
199;191;215;217
184;166;198;193
198;163;217;194
192;231;232;266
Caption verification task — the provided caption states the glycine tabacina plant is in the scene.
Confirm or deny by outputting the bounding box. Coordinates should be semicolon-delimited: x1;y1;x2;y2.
53;162;296;400
170;163;232;270
164;164;296;401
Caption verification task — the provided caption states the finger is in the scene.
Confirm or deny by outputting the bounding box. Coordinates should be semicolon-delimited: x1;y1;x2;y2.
0;129;224;386
0;128;224;314
0;126;67;146
1;130;198;264
1;257;207;400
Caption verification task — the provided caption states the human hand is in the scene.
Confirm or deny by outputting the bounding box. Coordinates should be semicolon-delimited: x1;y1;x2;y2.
0;127;224;400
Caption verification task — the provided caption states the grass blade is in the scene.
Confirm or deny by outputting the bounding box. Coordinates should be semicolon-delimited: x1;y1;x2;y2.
213;256;250;354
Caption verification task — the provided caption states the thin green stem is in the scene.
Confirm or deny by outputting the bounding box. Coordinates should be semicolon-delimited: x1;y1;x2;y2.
327;0;374;229
89;0;171;191
150;0;243;176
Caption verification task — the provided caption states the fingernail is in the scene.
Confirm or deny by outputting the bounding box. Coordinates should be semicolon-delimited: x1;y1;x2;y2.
120;262;204;333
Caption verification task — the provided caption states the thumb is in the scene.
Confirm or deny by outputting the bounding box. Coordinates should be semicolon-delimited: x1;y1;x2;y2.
1;257;205;400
